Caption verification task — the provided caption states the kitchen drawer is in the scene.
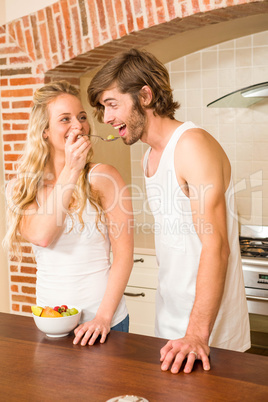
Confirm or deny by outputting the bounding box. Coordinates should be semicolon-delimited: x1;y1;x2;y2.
124;285;156;337
128;254;158;289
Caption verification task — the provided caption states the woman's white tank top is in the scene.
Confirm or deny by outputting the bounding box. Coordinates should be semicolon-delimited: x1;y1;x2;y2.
31;164;127;326
143;122;250;351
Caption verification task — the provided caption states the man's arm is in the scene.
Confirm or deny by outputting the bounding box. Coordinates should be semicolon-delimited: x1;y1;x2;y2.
160;128;230;374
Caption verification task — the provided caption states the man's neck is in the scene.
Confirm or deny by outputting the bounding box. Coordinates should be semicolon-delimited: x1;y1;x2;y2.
141;114;183;152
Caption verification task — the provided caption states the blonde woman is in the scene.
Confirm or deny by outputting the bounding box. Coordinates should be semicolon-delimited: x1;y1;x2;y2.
4;81;133;346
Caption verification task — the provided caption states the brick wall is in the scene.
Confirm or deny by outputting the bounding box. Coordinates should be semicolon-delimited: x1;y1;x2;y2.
0;0;267;315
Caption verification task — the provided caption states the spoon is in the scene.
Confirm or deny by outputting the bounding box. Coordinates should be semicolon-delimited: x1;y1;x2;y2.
78;134;120;142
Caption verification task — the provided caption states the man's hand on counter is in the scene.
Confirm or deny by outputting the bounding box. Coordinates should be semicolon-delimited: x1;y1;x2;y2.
159;335;210;374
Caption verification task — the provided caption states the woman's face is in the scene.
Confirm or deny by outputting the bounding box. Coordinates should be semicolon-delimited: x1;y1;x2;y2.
44;94;90;154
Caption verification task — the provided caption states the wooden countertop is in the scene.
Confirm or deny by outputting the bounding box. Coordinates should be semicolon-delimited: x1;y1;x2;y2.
1;312;267;401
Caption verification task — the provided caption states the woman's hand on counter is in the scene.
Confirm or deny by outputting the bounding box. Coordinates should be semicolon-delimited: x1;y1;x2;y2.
73;317;111;346
160;335;210;374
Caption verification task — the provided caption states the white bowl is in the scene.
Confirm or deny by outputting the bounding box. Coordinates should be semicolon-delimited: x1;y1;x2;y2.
32;308;82;337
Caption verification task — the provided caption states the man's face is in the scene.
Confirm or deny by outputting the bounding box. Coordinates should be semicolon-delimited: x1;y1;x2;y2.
99;85;147;145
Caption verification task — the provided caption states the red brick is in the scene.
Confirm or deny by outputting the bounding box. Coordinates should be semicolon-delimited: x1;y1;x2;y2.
1;78;8;86
118;23;127;37
166;0;176;19
30;14;42;60
145;0;154;27
22;305;34;313
2;101;9;108
0;36;6;44
22;286;36;295
101;30;109;43
136;15;145;30
5;163;13;170
10;77;43;86
87;0;100;47
11;284;19;292
36;63;46;74
21;246;33;254
5;174;16;180
71;6;82;55
3;134;27;141
114;0;124;22
4;154;22;162
125;0;135;33
39;22;52;70
52;54;59;66
12;100;32;108
11;275;36;284
10;56;31;64
12;124;28;130
22;16;30;29
12;304;20;312
14;144;25;151
96;0;107;31
12;295;36;304
3;113;29;121
1;88;33;97
7;23;16;40
104;0;118;39
61;0;74;59
46;7;58;54
25;29;36;61
21;255;35;264
37;9;45;22
203;0;212;10
15;20;26;52
4;144;11;151
3;123;11;130
55;15;66;61
0;46;23;55
1;67;32;76
133;0;142;15
53;2;60;13
21;266;37;275
78;0;89;36
156;0;166;23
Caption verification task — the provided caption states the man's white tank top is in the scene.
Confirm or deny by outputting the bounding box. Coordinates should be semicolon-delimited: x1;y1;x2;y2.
143;122;250;351
31;164;128;326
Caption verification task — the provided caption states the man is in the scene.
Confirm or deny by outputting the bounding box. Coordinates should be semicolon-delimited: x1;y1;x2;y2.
87;48;250;374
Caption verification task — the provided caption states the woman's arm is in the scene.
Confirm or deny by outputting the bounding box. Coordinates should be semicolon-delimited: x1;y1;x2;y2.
73;164;134;345
17;131;90;247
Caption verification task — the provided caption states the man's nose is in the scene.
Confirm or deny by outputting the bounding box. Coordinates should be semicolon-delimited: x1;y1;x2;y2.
103;108;114;124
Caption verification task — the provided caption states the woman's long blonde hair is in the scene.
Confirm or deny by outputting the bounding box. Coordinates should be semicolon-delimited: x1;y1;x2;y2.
3;80;103;260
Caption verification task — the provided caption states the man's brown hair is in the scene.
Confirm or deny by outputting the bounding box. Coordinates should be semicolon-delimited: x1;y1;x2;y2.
88;48;180;121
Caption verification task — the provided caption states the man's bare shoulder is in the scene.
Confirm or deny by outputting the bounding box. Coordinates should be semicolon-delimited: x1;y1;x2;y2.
175;127;226;162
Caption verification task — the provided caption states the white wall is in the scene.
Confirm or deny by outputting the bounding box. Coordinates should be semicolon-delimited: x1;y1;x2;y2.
0;0;57;25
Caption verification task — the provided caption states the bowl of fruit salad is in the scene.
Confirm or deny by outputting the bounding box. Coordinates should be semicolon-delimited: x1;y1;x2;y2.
31;304;81;337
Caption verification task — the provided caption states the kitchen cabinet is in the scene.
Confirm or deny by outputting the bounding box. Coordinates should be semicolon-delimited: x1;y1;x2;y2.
124;253;158;337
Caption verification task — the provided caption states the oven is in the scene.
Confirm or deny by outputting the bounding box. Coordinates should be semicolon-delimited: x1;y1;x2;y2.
240;225;268;352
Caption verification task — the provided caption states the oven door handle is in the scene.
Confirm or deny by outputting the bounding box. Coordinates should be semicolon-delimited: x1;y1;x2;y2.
246;295;268;302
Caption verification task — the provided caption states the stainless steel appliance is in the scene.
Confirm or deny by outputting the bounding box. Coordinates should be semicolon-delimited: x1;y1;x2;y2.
240;225;268;352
